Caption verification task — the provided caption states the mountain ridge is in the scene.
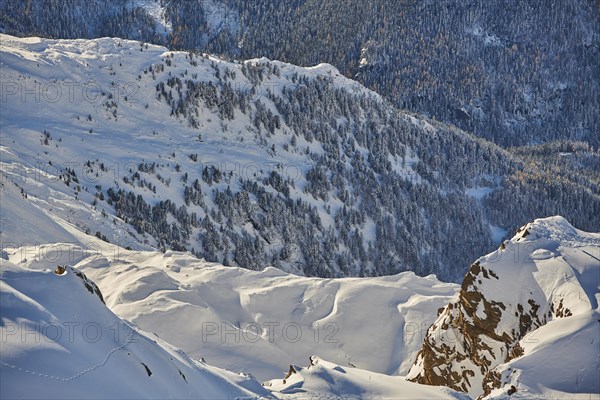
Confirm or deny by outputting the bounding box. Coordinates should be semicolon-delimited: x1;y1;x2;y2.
1;34;598;282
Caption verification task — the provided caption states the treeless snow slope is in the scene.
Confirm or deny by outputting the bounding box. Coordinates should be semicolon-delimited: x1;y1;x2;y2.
2;212;597;399
4;242;459;382
0;261;270;399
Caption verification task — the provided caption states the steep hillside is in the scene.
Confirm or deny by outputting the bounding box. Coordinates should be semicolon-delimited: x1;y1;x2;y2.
0;261;269;399
235;0;600;147
2;0;598;147
406;216;600;399
1;34;598;281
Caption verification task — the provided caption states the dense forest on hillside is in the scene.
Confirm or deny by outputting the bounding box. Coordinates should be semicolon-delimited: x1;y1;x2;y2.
1;0;598;148
2;47;590;281
100;61;600;280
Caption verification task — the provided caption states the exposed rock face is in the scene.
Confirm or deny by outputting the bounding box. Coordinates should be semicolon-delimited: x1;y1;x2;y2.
71;266;105;304
406;217;599;398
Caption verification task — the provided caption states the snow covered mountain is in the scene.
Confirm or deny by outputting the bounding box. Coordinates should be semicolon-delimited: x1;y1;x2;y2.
1;207;464;398
1;34;598;282
407;216;600;399
1;33;598;399
0;260;270;399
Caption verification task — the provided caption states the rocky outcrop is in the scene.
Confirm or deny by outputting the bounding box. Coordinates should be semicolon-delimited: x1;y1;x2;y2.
72;267;106;304
406;217;599;398
53;265;105;304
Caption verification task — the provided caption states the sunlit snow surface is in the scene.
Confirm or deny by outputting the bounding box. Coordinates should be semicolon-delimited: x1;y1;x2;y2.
3;238;458;383
0;262;269;399
2;217;599;399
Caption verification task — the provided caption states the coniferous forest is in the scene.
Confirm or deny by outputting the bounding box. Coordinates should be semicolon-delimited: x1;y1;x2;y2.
2;0;598;147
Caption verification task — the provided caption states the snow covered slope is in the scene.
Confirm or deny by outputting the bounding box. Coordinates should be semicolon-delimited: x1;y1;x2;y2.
4;33;595;282
407;216;600;399
0;171;82;247
3;239;459;382
0;261;269;399
0;32;460;279
2;212;597;398
0;253;464;399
